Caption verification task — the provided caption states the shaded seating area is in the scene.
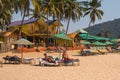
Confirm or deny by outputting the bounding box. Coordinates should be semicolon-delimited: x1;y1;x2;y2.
3;55;21;64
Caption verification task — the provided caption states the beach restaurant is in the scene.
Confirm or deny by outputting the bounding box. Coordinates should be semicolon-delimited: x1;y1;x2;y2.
0;18;63;52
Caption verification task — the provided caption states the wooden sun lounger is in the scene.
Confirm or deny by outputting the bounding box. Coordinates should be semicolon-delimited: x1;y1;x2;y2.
37;58;59;66
37;58;80;66
97;49;109;55
3;56;21;64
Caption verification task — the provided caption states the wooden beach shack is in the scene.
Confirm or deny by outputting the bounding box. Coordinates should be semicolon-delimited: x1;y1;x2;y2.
67;29;88;47
0;28;27;52
51;33;72;47
0;18;63;52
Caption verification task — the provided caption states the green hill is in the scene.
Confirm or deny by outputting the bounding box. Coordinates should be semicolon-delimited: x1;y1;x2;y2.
85;18;120;38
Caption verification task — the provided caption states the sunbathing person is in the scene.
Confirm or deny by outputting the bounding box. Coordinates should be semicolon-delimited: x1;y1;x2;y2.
43;53;56;63
62;50;79;65
62;50;73;62
3;55;11;60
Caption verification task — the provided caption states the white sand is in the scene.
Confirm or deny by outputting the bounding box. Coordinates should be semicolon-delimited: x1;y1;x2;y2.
0;51;120;80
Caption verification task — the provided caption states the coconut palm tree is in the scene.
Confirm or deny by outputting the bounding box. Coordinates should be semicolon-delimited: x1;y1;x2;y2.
41;0;57;47
63;0;83;34
83;0;104;27
12;0;30;39
0;0;14;30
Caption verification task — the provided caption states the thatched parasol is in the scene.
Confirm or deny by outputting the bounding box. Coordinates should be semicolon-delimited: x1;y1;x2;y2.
14;38;34;62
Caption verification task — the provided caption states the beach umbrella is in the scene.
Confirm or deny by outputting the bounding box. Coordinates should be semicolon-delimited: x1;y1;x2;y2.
51;33;72;40
14;38;34;45
14;38;34;62
105;41;113;45
81;41;91;45
76;29;88;34
92;41;106;45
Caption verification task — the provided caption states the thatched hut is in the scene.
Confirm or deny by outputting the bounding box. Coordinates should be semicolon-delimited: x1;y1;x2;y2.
0;28;27;52
8;18;63;47
67;29;88;47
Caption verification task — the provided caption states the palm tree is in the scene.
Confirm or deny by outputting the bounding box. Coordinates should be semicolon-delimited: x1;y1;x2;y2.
0;0;14;30
83;0;104;27
41;0;57;47
63;0;83;34
12;0;31;39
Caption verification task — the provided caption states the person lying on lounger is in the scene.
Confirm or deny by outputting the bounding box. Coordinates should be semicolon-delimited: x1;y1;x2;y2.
43;53;56;63
62;50;79;64
62;50;73;62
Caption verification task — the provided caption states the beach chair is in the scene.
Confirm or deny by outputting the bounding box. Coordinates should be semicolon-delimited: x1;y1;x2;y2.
63;59;80;66
83;49;99;56
37;58;59;66
3;55;21;64
81;49;91;56
23;58;35;64
97;49;106;55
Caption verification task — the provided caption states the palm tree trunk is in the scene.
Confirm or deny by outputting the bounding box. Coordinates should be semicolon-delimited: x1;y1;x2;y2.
88;20;92;27
46;13;49;47
86;20;92;40
0;2;3;16
19;12;25;39
66;17;70;34
19;1;28;39
57;15;61;34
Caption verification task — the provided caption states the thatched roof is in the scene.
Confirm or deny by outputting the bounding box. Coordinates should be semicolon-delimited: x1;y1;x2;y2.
67;31;79;39
0;28;28;37
67;29;88;39
0;28;18;37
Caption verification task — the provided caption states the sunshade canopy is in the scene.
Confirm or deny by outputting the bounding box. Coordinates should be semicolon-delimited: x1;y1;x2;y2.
105;41;113;45
14;38;34;45
92;41;106;45
76;29;88;34
80;34;109;40
51;33;72;40
81;41;91;45
110;38;119;42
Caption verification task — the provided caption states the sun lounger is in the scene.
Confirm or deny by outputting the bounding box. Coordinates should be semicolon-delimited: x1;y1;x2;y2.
82;49;98;56
3;56;21;64
97;49;106;55
23;58;35;64
63;59;80;66
37;58;59;66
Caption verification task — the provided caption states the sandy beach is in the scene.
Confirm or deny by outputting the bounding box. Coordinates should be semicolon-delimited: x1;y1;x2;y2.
0;51;120;80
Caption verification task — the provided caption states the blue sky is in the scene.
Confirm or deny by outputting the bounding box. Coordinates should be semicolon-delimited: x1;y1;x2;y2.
12;0;120;33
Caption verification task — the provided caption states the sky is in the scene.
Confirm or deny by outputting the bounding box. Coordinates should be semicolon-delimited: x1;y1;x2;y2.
12;0;120;33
